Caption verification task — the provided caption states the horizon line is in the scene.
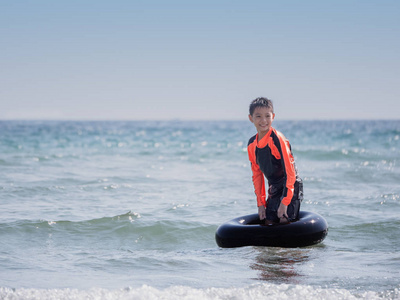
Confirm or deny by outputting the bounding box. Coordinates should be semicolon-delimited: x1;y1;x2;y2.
1;118;399;122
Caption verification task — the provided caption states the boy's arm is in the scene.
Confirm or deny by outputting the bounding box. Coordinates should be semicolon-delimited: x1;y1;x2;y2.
247;139;266;208
251;162;266;207
276;133;296;206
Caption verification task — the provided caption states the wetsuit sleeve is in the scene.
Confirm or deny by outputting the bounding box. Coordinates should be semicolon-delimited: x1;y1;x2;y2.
276;132;296;206
247;138;266;207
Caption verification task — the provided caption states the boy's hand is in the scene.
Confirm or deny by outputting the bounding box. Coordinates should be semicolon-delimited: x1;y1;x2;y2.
277;203;289;223
258;206;266;220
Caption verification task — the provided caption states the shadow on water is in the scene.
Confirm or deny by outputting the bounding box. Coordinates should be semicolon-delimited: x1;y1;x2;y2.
250;247;313;284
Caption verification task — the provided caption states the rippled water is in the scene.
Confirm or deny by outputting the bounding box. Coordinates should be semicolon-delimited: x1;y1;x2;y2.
1;120;399;299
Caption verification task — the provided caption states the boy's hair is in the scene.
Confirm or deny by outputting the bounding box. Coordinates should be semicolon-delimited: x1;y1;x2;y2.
249;97;274;116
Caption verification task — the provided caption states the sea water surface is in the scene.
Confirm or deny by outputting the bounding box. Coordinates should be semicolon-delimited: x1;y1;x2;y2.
0;120;399;299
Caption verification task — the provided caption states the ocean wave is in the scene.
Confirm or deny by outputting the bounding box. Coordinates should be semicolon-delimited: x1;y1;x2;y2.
0;211;217;251
0;211;140;233
0;283;398;300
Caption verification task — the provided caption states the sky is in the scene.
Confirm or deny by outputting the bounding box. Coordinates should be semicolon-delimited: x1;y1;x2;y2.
1;0;399;121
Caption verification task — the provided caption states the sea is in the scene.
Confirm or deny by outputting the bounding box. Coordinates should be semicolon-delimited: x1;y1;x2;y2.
0;120;399;300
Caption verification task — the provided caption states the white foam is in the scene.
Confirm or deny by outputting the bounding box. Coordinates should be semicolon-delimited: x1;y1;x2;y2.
1;283;398;300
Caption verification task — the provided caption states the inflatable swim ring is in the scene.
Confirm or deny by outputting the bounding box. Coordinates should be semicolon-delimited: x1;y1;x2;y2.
215;211;328;248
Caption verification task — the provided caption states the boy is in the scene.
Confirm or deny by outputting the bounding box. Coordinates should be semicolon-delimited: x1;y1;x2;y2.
247;97;303;224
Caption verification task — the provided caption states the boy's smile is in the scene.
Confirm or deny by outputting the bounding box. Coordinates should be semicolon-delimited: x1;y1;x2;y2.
248;106;275;139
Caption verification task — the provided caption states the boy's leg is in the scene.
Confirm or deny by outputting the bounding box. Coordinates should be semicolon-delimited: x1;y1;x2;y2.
266;179;303;222
265;185;282;223
287;179;303;221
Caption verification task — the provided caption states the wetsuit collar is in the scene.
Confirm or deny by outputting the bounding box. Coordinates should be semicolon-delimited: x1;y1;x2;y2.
256;127;273;148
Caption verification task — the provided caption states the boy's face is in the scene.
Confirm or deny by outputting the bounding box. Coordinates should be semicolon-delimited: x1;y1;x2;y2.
248;106;275;136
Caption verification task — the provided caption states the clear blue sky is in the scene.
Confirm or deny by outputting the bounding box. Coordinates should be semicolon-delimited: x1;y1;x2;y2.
1;0;399;120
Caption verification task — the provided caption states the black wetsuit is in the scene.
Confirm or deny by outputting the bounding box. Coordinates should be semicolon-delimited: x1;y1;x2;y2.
248;127;303;222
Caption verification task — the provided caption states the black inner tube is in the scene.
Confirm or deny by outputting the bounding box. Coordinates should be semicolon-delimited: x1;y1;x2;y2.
215;211;328;248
